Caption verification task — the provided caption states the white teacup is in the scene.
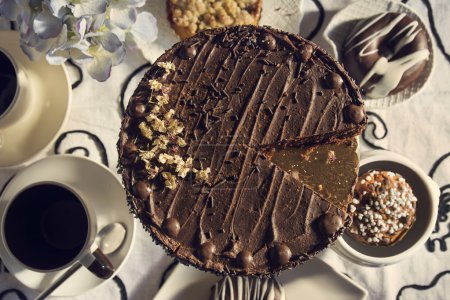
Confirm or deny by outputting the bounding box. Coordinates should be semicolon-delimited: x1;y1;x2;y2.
333;150;440;267
0;47;33;129
0;181;114;279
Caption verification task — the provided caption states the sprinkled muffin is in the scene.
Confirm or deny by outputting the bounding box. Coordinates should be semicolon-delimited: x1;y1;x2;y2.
348;170;417;246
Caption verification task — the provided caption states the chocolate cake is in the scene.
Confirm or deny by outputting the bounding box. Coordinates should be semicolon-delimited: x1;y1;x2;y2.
348;170;417;246
118;25;367;275
343;12;430;99
210;276;286;300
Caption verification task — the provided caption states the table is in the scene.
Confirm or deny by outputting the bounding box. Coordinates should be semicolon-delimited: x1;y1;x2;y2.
1;0;449;299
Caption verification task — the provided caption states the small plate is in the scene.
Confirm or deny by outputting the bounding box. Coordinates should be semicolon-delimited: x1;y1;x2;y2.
0;155;136;296
0;31;71;168
322;0;435;108
155;256;368;300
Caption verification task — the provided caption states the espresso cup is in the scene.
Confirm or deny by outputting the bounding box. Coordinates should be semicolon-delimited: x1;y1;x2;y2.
0;181;114;279
0;47;32;128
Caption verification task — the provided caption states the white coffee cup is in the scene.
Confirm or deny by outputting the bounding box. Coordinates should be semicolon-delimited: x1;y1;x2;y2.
333;150;440;267
0;47;33;129
0;181;114;279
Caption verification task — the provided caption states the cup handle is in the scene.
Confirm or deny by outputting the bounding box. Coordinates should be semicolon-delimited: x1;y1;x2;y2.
79;243;115;279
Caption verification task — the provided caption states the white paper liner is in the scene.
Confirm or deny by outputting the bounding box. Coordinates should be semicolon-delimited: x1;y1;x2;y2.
143;0;303;63
322;0;435;109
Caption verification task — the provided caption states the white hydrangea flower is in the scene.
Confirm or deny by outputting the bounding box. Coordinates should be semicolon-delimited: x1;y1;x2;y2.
0;0;158;81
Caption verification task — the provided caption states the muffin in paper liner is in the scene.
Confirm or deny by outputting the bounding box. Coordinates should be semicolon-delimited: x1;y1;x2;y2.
322;0;435;109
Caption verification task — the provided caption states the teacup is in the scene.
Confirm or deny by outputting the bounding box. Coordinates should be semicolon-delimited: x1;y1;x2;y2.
333;150;440;267
0;181;114;279
0;47;32;129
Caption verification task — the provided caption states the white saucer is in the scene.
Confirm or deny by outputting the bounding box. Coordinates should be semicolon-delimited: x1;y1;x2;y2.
155;256;368;300
0;155;136;296
0;31;71;168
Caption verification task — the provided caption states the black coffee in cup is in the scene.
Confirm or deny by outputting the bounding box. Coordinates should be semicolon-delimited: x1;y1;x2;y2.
4;184;89;270
0;50;18;118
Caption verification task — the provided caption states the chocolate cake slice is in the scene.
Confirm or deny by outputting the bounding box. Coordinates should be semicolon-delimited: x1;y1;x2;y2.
118;25;366;275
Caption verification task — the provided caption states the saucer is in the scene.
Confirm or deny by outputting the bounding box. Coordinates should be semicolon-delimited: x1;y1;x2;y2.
0;155;136;296
155;257;368;300
0;31;71;168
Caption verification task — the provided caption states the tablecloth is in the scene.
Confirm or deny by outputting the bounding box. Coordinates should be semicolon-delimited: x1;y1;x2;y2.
1;0;450;299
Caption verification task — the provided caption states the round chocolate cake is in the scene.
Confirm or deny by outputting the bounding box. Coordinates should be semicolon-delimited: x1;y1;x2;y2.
118;25;367;275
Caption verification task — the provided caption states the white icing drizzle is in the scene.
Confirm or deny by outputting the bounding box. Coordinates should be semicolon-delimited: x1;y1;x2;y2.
359;49;429;98
344;13;430;98
212;276;286;300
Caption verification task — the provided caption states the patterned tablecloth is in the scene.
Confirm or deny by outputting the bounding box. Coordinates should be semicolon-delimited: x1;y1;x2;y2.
1;0;450;299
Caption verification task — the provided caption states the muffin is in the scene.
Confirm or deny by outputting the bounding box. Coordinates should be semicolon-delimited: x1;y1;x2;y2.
343;12;430;99
118;25;367;275
348;170;417;246
167;0;262;39
210;276;286;300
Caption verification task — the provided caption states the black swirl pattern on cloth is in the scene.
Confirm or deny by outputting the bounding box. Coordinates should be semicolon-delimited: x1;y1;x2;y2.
119;62;152;117
159;261;179;289
113;276;128;300
66;59;83;89
54;130;109;167
361;111;388;150
420;0;450;64
426;152;450;252
396;270;450;300
305;0;325;41
0;289;27;300
397;151;450;297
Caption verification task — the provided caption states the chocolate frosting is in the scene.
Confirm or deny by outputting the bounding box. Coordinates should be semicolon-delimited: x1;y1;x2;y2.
118;26;366;275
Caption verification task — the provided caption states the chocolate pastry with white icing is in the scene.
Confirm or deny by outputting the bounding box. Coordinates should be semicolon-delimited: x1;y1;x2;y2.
343;12;430;99
210;276;286;300
348;170;417;246
118;25;367;275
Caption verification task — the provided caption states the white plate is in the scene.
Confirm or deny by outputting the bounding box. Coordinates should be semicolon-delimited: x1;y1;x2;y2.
322;0;435;108
0;31;71;168
155;256;368;300
0;155;136;296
